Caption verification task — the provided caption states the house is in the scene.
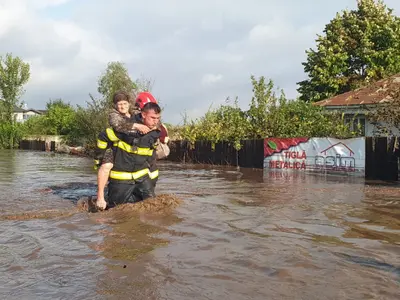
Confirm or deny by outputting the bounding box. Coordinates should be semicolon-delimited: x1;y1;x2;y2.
313;73;400;136
1;100;47;123
13;106;47;123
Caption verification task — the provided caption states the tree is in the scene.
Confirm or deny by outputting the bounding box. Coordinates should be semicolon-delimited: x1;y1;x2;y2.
247;76;356;138
59;61;142;149
0;53;30;123
246;75;285;139
97;61;137;106
135;74;155;93
70;93;109;149
367;76;400;135
23;99;78;137
297;0;400;102
0;99;6;121
44;99;77;135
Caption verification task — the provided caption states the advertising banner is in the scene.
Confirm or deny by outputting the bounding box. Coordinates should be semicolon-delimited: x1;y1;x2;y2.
263;137;365;176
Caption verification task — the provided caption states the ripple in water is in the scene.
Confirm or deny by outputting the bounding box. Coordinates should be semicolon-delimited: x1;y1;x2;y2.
0;153;399;299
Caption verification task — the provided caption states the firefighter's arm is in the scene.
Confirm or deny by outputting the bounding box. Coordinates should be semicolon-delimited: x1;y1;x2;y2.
94;131;112;169
108;109;144;134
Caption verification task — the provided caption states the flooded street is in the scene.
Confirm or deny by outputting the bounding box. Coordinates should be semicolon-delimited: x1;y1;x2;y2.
0;150;399;299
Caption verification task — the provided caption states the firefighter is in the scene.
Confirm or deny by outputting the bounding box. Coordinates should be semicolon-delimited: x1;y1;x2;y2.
95;91;170;210
134;92;170;189
95;91;152;210
95;102;162;208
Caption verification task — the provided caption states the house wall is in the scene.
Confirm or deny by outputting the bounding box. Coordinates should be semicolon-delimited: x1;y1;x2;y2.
323;105;399;137
24;111;41;121
25;111;39;116
13;112;24;123
365;120;400;136
365;120;375;136
12;111;42;123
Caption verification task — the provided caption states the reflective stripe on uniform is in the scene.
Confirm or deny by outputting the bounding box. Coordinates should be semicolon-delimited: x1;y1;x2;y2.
113;140;153;156
109;168;150;180
149;169;159;179
93;159;100;170
106;128;120;142
97;139;108;149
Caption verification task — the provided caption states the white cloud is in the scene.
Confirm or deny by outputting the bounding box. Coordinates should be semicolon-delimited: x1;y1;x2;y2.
249;23;284;42
0;1;28;37
200;18;224;31
1;0;400;123
201;73;223;85
204;50;243;64
32;0;73;9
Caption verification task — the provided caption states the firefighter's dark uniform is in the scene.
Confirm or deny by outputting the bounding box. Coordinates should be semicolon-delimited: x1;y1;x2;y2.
99;107;142;166
96;109;163;191
95;123;160;208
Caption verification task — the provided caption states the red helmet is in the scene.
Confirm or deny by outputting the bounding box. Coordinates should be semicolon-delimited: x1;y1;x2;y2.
135;91;157;109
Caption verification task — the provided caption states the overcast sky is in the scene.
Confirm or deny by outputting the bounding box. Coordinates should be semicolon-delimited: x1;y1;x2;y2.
1;0;399;124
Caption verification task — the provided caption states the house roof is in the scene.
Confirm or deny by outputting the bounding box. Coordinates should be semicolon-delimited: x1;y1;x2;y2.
13;106;25;112
0;101;47;114
314;73;400;107
24;109;47;114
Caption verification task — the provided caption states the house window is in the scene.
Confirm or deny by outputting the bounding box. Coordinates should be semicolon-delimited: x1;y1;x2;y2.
344;115;365;136
354;117;365;136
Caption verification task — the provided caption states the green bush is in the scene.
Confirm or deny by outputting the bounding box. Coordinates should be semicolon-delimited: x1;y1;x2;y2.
0;122;25;149
177;76;357;150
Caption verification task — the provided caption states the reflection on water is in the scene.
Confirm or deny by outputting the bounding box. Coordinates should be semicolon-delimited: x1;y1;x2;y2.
0;150;399;299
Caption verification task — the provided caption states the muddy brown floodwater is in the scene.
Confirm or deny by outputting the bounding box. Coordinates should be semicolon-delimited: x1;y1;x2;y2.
0;149;399;300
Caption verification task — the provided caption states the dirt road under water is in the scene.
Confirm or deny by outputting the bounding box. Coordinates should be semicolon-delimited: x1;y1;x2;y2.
0;150;399;299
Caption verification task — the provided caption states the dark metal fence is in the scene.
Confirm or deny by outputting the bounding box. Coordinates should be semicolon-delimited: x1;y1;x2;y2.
19;140;55;151
365;136;398;181
167;139;264;169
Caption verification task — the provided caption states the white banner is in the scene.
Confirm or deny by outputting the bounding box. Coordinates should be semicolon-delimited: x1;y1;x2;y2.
263;137;365;176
